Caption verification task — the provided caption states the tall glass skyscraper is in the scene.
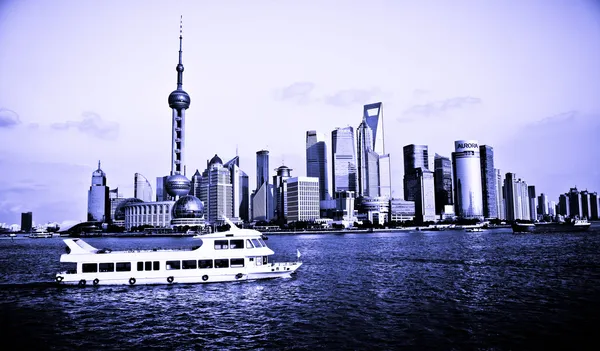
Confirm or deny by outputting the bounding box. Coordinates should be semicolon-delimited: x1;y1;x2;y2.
306;130;329;201
356;102;390;198
331;126;358;195
256;150;269;190
479;145;498;219
87;160;110;222
434;153;453;215
452;140;483;219
134;173;153;202
403;145;429;202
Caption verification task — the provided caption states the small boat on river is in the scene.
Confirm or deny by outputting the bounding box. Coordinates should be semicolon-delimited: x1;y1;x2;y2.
55;218;302;286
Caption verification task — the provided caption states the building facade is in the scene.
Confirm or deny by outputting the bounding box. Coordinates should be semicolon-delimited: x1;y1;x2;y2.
87;161;110;222
479;145;498;219
199;155;234;225
134;173;153;202
414;168;436;223
273;165;292;223
124;201;175;230
286;177;320;222
451;141;484;219
21;212;32;232
434;153;453;215
306;130;329;201
403;145;429;202
331;126;358;195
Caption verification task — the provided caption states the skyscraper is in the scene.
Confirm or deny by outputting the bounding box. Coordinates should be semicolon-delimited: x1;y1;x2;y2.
190;170;202;198
479;145;498;219
590;192;599;220
434;154;453;215
414;168;436;223
452;140;484;219
357;120;380;198
331;126;358;195
306;131;329;201
239;171;250;221
21;212;32;232
538;193;549;216
504;173;518;220
568;187;582;218
134;173;153;202
199;155;233;224
87;160;110;222
580;190;591;219
528;185;537;221
224;156;245;222
495;169;505;220
403;144;429;201
165;18;192;200
256;150;269;190
252;150;273;221
273;165;293;223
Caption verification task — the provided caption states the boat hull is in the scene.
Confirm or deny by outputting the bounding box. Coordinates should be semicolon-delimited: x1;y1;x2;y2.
56;262;302;286
512;222;591;234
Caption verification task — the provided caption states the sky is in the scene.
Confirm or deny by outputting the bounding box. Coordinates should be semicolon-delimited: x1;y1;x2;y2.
1;0;599;227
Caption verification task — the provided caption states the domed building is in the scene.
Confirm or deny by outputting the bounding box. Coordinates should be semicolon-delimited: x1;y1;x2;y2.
170;195;205;231
113;198;144;225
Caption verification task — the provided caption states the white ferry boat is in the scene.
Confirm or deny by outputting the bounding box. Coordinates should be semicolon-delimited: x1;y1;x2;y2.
55;219;302;286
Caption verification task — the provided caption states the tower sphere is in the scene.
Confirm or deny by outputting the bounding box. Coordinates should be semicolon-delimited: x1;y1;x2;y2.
168;89;191;110
166;174;191;197
172;195;204;219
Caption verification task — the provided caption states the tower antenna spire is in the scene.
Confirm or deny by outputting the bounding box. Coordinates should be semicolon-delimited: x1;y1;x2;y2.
176;15;184;90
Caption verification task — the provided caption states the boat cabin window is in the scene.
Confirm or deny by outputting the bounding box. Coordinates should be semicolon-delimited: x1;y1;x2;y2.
182;260;197;269
214;259;229;268
137;261;160;271
258;238;267;247
251;239;261;248
262;256;268;265
214;240;229;250
60;262;77;274
198;259;213;269
246;239;254;248
99;263;114;272
230;239;244;249
230;258;244;268
116;262;131;272
166;260;181;270
82;263;97;273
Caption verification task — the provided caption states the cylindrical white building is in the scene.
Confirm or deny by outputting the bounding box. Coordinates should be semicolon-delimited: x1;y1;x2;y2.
452;140;484;219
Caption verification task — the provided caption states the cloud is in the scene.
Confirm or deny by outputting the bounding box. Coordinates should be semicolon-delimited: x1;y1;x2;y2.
50;111;119;140
402;96;482;117
0;108;21;128
324;88;381;107
273;82;315;104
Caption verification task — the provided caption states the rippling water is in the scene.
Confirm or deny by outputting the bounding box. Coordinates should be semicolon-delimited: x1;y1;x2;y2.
1;227;600;350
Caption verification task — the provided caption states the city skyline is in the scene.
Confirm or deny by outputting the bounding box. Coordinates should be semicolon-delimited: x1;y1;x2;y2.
1;0;599;225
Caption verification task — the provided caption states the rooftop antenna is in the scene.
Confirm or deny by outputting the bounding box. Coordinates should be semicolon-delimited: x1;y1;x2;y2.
236;144;239;157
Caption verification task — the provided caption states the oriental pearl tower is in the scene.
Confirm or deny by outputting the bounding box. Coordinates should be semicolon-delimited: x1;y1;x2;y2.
165;17;192;199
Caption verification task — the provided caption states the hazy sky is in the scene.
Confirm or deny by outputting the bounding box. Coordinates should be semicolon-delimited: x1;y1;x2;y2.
1;0;599;226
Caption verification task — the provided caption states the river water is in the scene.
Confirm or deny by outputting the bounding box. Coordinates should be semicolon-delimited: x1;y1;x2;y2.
1;226;599;350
